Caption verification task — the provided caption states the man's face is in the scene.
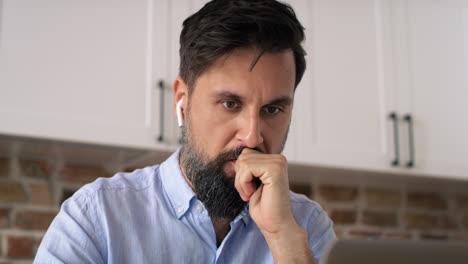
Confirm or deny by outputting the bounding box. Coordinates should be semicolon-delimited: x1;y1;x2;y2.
179;47;296;220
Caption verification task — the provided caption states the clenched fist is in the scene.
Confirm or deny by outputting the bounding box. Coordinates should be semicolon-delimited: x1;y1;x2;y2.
234;148;295;235
234;148;316;263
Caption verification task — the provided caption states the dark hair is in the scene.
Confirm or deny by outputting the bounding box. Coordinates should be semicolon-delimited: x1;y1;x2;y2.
179;0;306;92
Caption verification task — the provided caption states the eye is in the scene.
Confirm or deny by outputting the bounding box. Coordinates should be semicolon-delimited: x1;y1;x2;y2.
222;100;240;110
263;106;282;115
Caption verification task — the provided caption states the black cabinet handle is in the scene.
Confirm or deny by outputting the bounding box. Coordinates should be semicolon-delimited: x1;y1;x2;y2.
157;80;165;142
403;114;415;168
389;112;399;166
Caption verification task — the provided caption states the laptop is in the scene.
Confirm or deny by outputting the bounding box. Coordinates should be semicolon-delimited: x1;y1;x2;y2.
322;239;468;264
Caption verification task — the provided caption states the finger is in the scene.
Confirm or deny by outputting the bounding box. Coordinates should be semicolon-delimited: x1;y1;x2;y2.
234;166;251;201
234;158;263;201
249;184;263;208
240;148;261;155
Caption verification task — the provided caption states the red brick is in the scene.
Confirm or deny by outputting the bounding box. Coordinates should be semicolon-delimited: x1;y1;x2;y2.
420;233;448;240
0;208;10;228
455;194;468;210
0;181;27;203
0;158;10;177
319;185;358;202
15;210;57;231
365;188;401;208
362;210;398;227
404;212;457;230
18;159;50;179
29;183;53;206
334;229;345;239
7;235;34;258
463;214;468;229
61;164;110;184
290;183;313;198
407;191;447;210
330;210;357;225
449;233;468;241
382;231;412;240
348;229;382;239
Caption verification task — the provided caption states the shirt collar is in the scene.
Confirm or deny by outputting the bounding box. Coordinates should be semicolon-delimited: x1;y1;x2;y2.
233;204;251;226
159;148;252;225
159;148;196;219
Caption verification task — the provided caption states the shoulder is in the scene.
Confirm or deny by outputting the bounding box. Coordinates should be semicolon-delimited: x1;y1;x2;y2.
289;191;325;220
68;165;161;204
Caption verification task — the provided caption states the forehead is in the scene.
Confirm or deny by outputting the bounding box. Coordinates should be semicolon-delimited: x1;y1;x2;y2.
191;48;296;101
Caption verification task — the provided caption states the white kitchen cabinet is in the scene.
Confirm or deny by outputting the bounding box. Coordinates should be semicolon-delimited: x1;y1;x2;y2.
290;0;468;180
2;0;466;179
289;0;398;171
390;0;468;179
0;0;177;150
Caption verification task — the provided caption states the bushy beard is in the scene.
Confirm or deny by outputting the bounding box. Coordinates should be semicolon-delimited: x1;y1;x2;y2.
180;143;246;221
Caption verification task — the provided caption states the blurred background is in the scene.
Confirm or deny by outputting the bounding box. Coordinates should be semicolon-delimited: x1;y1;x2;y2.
0;0;467;263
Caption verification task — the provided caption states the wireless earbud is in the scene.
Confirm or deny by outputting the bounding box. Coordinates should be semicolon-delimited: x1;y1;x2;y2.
176;99;184;127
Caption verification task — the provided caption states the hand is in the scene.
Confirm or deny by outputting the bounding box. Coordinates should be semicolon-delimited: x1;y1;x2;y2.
234;148;316;263
234;148;295;235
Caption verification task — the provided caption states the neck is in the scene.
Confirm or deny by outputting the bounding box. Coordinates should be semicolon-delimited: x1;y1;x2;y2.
212;218;231;247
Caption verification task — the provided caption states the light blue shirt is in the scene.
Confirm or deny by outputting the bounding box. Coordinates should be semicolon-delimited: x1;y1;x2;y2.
35;149;336;263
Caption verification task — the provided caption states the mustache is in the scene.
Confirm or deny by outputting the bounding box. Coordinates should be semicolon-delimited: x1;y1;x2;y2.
216;146;263;162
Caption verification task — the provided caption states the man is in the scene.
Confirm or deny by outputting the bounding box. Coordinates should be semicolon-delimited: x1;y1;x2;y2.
35;0;336;263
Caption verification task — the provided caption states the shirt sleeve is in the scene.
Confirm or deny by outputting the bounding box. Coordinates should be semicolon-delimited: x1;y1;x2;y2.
306;208;337;264
34;191;105;264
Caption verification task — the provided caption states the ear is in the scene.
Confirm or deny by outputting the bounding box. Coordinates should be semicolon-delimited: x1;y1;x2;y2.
173;76;188;121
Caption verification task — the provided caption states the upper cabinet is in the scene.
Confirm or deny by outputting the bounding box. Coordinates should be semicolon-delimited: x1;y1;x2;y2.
289;0;468;180
1;0;467;179
288;0;397;171
0;0;178;150
391;0;468;178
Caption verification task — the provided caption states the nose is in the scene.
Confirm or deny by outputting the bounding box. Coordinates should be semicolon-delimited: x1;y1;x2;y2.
237;110;264;149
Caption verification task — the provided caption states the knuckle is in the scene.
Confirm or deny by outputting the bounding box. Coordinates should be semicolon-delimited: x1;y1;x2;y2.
272;154;287;165
278;154;287;163
238;155;248;163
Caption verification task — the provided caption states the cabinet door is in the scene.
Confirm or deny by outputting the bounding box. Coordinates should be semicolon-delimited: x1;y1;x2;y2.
394;0;468;179
291;0;397;171
0;0;168;149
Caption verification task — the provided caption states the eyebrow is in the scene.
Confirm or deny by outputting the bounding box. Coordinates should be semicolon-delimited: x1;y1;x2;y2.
212;91;292;106
268;96;292;107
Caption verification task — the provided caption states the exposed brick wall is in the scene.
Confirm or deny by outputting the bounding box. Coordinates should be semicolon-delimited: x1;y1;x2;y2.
0;148;467;263
290;183;468;242
0;156;111;264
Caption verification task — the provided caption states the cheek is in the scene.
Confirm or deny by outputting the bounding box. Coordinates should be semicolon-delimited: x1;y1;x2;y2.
189;109;238;155
262;116;291;151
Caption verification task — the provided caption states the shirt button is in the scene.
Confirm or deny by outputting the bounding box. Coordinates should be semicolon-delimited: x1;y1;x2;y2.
196;204;203;212
177;207;184;213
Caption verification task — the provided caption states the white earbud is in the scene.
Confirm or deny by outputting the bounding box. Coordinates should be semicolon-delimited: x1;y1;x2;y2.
176;99;184;127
